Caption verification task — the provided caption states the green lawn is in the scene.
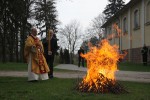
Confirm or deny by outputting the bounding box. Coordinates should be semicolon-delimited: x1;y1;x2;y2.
0;62;80;72
118;62;150;72
0;62;150;72
0;62;27;71
0;77;149;100
0;62;150;99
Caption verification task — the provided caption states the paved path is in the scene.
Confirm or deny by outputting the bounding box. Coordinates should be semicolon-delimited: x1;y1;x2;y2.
0;64;150;83
55;64;150;83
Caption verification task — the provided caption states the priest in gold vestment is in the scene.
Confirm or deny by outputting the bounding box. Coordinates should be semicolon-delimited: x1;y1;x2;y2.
24;28;50;81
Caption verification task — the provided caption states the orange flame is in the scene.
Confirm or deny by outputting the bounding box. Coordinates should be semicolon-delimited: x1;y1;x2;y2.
80;39;126;91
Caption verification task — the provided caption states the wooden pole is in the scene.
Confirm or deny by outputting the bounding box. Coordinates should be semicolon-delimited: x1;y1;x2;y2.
48;29;51;52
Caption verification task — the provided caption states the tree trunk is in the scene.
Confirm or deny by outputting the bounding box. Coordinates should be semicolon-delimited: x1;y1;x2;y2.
20;19;26;62
15;22;19;62
9;34;14;62
2;1;7;63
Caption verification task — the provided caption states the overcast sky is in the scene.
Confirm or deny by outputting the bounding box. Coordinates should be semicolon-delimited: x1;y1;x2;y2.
56;0;130;29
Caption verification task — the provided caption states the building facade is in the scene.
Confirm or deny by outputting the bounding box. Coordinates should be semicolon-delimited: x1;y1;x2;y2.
102;0;150;63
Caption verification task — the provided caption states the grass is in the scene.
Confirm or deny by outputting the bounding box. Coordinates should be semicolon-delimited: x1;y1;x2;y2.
0;62;81;73
0;77;149;100
0;62;149;99
73;61;150;72
118;62;150;72
0;62;150;72
0;62;27;71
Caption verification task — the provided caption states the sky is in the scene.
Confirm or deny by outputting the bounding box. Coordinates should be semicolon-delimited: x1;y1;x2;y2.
56;0;130;29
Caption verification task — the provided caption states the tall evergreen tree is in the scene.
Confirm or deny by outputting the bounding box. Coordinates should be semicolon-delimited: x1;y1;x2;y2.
103;0;125;20
34;0;58;36
19;0;33;62
0;0;33;62
0;0;59;62
0;0;7;62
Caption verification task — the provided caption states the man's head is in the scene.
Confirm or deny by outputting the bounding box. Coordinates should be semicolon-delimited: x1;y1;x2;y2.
49;29;54;38
31;28;37;36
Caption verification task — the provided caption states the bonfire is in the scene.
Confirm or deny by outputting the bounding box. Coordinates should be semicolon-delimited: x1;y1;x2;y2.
76;39;128;94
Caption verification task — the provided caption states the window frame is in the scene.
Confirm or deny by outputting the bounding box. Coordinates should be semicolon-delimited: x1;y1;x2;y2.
123;17;128;34
133;9;140;29
145;1;150;25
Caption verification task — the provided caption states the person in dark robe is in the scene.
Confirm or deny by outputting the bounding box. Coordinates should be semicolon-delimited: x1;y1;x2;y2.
78;46;84;67
141;44;148;66
43;30;58;78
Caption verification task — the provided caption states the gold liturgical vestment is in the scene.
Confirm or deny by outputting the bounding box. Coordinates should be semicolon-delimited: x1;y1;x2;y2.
24;35;50;74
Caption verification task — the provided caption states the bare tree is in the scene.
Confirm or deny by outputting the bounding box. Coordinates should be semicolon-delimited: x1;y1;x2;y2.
57;20;83;63
85;13;106;41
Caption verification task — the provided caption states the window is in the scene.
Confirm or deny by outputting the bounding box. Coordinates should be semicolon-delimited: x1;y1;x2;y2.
116;19;120;28
115;22;119;37
134;9;140;28
146;1;150;23
113;20;121;38
107;26;112;40
123;17;127;33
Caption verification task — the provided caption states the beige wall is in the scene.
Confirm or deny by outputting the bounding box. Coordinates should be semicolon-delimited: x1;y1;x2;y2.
130;0;143;48
122;35;130;50
120;10;129;50
145;0;150;22
145;0;150;46
109;38;114;45
107;32;120;46
131;30;143;48
114;38;120;46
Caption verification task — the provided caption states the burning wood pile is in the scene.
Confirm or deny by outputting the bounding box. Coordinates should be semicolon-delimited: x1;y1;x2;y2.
76;39;128;94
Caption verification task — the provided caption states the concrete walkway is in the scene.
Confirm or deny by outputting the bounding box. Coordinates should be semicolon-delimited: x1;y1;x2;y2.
55;64;150;83
0;64;150;83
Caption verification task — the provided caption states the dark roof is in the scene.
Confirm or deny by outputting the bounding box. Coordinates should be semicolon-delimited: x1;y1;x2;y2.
101;0;141;28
